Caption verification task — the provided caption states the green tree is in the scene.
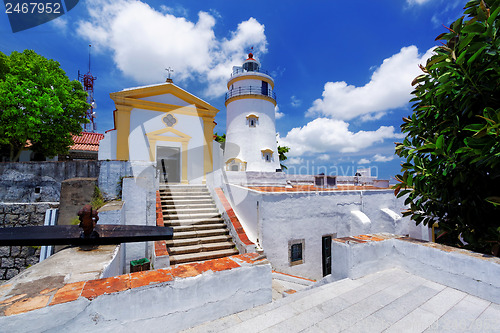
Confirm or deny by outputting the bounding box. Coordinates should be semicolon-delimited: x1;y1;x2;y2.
0;50;89;161
214;132;226;143
394;0;500;256
278;145;290;170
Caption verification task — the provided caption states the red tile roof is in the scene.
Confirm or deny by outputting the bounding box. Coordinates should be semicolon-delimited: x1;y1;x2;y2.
71;132;104;152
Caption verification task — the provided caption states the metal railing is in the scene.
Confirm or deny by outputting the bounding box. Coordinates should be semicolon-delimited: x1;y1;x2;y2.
225;86;277;102
231;67;270;76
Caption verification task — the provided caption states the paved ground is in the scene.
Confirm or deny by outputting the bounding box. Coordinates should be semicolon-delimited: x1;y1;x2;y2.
183;268;500;333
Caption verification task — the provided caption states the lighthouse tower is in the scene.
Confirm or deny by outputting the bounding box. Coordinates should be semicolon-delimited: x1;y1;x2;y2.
223;53;280;172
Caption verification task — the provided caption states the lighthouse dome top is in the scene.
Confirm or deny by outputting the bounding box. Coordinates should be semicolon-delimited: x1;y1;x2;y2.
242;53;260;72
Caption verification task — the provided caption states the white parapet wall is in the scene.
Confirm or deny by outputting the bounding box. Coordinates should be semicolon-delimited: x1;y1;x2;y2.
120;162;157;272
330;234;500;304
222;185;422;280
0;253;272;332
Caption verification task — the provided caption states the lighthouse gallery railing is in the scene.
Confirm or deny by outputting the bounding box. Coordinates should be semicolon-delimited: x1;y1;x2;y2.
225;86;277;102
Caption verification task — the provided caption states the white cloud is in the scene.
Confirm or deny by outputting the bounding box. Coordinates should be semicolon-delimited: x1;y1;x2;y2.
275;105;284;119
358;158;371;164
318;154;330;161
373;154;395;162
287;157;304;165
51;17;68;32
291;95;302;108
407;0;432;5
307;46;434;121
279;118;401;157
159;4;188;17
76;0;267;97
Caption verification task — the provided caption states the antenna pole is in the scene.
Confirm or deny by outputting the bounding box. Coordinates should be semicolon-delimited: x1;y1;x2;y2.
88;44;91;73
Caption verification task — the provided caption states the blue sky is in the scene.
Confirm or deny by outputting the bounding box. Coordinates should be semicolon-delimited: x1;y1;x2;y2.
0;0;466;179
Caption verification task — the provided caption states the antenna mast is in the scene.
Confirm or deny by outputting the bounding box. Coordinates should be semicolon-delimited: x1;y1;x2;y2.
78;44;97;132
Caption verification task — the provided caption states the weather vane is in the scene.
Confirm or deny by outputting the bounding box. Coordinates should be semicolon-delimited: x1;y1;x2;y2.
165;67;174;80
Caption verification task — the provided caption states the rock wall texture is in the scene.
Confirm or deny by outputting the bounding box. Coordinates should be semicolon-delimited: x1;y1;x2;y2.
0;161;99;203
0;160;133;203
0;203;58;281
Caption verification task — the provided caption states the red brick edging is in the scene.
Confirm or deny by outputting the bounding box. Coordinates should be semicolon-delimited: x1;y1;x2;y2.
214;188;254;246
155;190;168;257
0;253;265;317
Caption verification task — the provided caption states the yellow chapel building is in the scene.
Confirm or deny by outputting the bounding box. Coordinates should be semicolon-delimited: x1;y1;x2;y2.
98;79;219;184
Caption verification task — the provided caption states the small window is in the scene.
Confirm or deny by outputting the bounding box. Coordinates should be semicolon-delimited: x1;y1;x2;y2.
250;119;255;127
289;239;304;266
291;244;302;262
261;149;273;162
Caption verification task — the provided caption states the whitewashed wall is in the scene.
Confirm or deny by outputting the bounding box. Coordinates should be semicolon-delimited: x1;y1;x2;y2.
330;237;500;304
225;97;280;172
140;92;192;106
98;130;117;160
0;261;272;333
225;186;426;280
128;107;205;183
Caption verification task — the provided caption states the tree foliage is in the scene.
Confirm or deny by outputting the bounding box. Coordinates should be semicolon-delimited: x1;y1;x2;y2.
0;50;89;161
394;0;500;256
395;0;500;255
214;132;226;143
278;145;290;170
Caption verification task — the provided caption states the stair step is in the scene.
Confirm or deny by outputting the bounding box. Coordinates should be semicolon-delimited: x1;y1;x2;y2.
170;223;226;232
161;197;214;205
162;203;216;210
161;193;211;198
168;241;236;255
172;223;226;233
163;212;221;220
161;197;213;203
165;235;232;247
160;185;207;191
169;248;240;265
165;217;225;226
163;207;219;215
172;229;229;239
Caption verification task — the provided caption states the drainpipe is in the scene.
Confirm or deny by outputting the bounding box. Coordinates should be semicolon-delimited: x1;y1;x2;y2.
39;208;58;262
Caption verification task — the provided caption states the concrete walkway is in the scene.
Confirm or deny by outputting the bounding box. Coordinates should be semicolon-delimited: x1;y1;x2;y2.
183;268;500;333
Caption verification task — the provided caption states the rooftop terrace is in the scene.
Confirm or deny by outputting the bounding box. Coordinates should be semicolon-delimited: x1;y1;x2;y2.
184;267;500;333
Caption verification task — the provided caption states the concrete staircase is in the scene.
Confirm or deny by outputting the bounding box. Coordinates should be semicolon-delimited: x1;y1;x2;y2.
182;268;484;333
159;184;239;265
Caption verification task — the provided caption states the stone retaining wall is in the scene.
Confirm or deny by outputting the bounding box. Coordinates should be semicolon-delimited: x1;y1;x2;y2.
0;160;133;203
0;203;58;280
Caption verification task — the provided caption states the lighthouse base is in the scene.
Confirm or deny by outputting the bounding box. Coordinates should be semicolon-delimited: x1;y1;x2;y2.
223;171;287;187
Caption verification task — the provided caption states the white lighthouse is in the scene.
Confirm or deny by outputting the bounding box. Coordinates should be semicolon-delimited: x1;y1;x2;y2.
223;53;280;172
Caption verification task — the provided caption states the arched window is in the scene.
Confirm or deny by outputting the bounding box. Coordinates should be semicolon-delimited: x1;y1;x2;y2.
246;114;259;128
261;149;273;162
225;158;247;171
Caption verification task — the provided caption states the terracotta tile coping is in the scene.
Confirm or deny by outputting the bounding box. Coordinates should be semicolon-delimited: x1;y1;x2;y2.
247;185;390;193
333;234;398;244
214;188;255;247
333;233;500;264
154;190;169;257
0;253;266;317
272;270;316;282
